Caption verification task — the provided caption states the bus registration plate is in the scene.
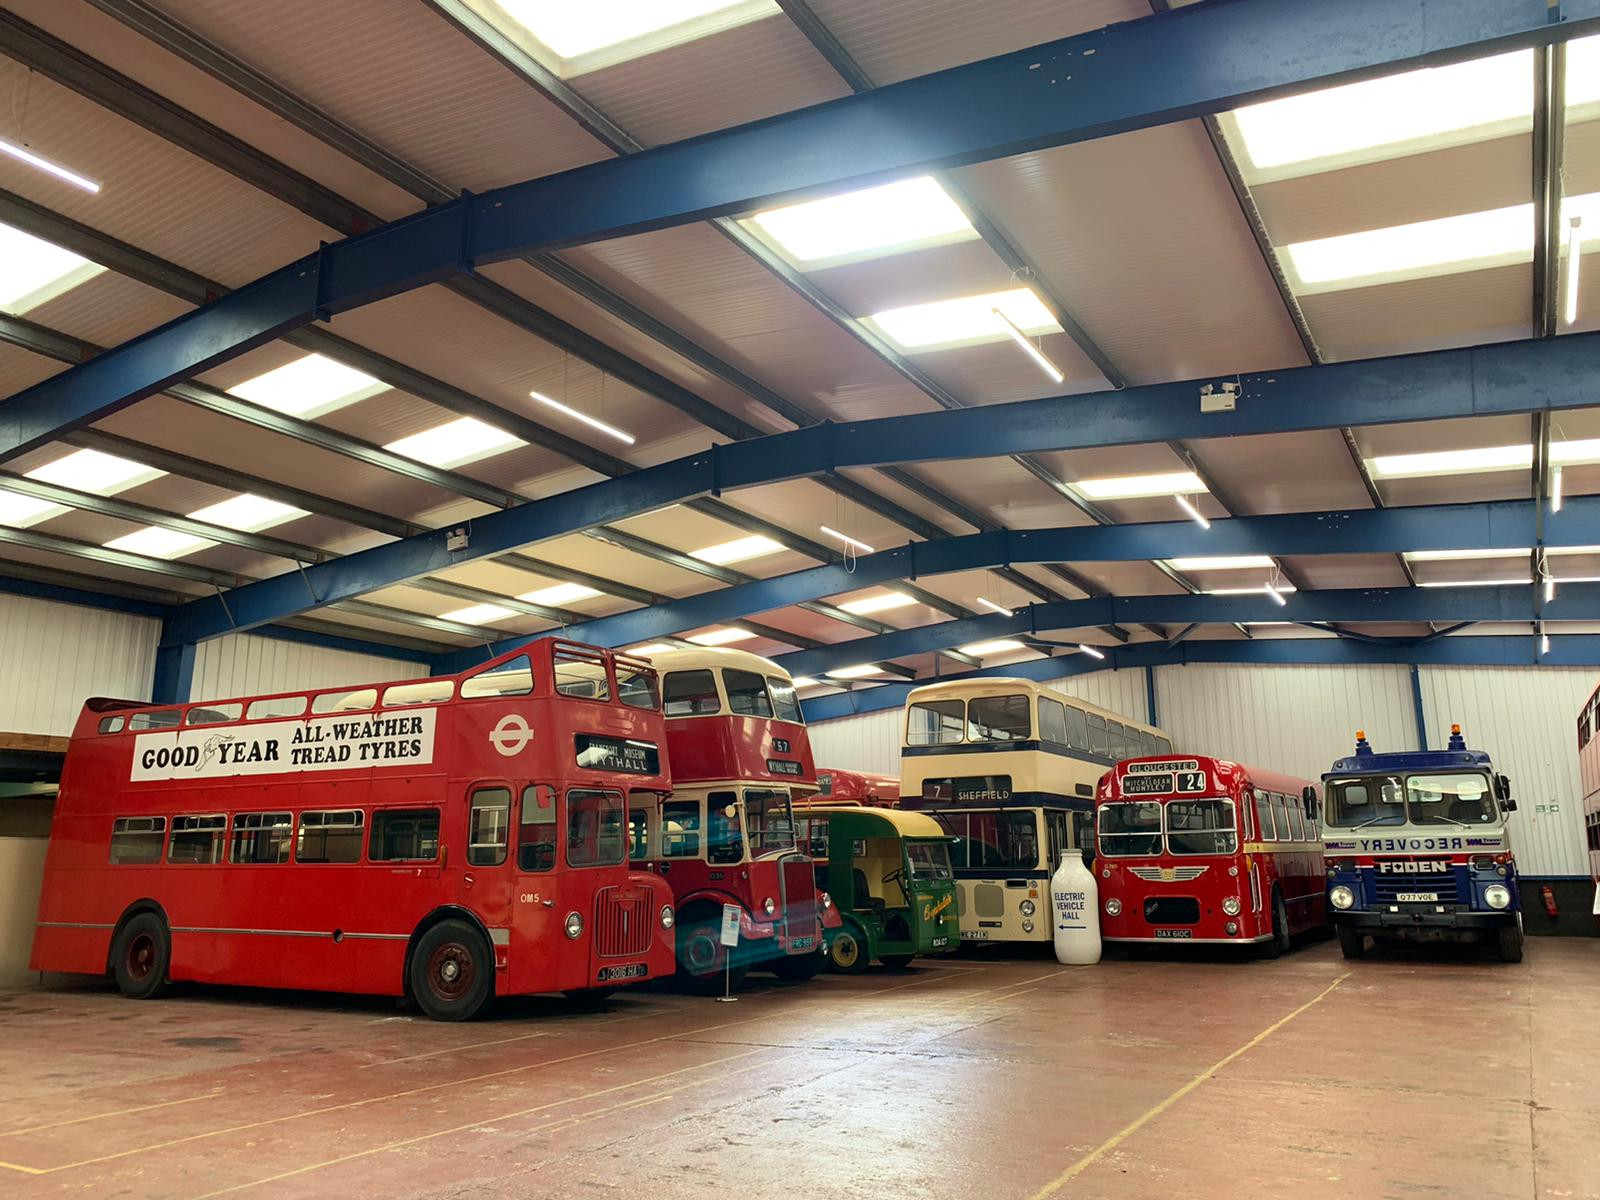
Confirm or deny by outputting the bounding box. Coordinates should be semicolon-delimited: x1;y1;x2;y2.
790;936;814;951
1152;929;1192;939
1395;892;1438;902
597;963;648;982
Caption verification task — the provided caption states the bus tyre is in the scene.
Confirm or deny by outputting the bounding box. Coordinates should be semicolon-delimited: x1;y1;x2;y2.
110;912;170;1000
1496;919;1525;964
409;920;493;1022
1337;926;1366;960
827;928;868;975
1257;892;1290;959
878;954;915;971
677;919;747;994
771;949;825;982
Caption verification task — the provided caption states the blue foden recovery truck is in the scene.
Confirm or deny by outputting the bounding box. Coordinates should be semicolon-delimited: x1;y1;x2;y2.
1319;724;1523;962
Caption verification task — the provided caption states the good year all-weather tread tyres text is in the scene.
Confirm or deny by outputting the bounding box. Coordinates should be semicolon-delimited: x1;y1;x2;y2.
111;912;171;1000
1337;925;1366;960
409;919;494;1022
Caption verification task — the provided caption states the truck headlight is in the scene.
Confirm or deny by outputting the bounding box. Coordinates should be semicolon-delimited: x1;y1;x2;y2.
564;911;584;939
1019;899;1036;917
1484;884;1511;910
763;896;776;916
1222;897;1241;916
1330;886;1355;911
820;891;832;910
660;904;675;929
1104;898;1122;917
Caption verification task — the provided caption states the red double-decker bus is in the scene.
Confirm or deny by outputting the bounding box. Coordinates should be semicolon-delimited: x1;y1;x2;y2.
812;767;900;808
1095;754;1325;953
627;646;835;990
30;639;678;1020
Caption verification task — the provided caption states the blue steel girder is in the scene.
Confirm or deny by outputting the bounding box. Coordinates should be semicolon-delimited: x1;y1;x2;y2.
4;0;1599;461
797;635;1600;722
419;498;1599;670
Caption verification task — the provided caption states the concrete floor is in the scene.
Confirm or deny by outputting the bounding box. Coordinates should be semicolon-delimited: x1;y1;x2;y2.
0;938;1596;1200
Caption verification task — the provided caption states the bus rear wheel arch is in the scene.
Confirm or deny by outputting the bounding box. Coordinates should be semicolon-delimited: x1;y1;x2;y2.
406;915;495;1021
109;908;171;1000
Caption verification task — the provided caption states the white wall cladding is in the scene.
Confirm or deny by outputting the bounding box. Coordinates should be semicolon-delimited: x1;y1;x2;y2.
190;633;426;701
1416;665;1596;879
1045;670;1150;727
1155;663;1416;782
0;595;158;736
809;705;903;776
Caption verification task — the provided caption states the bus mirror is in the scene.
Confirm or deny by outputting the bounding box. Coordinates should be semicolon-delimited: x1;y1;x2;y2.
1501;798;1518;814
1494;773;1511;801
723;804;738;819
1300;786;1317;816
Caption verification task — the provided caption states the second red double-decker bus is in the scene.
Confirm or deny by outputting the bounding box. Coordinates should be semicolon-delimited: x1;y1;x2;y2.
626;646;834;990
29;639;678;1020
1095;754;1325;953
813;767;900;808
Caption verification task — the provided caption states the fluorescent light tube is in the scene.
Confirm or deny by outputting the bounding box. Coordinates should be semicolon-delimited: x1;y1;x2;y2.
976;597;1014;617
440;603;517;625
1078;644;1105;660
690;534;784;565
687;627;755;646
958;639;1026;656
1175;495;1212;530
1545;577;1556;603
826;664;882;680
1167;555;1275;571
868;287;1060;352
821;526;874;554
839;591;915;615
0;137;100;193
992;307;1064;384
1264;582;1288;606
531;391;635;444
1552;465;1564;514
1541;631;1551;656
1078;471;1205;500
1567;218;1584;327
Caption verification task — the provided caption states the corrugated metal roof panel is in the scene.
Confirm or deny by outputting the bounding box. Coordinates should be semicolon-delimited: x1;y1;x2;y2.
18;274;192;350
1299;264;1532;363
0;342;64;394
1182;429;1376;516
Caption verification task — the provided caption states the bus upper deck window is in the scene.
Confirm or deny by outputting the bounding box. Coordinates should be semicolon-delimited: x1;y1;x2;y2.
463;655;533;699
907;699;964;745
311;688;376;715
1039;697;1068;745
663;670;719;716
554;648;610;701
127;709;181;732
968;694;1030;742
186;703;242;727
724;669;773;718
1087;713;1110;758
384;680;454;707
1064;704;1090;752
766;676;802;723
1151;734;1173;756
617;662;660;710
247;695;307;720
98;715;125;734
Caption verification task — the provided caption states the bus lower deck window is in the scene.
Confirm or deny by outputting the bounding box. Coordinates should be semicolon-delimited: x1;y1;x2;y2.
661;800;701;857
297;811;364;863
567;788;626;867
370;809;441;861
169;815;226;864
231;813;292;863
109;816;166;864
469;788;511;866
519;785;556;872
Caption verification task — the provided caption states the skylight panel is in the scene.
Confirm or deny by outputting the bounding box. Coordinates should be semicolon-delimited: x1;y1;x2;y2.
690;534;784;565
1367;444;1532;479
628;643;675;656
746;177;978;267
519;582;602;607
228;354;388;420
687;627;755;646
1405;548;1529;562
1567;35;1600;111
1205;585;1299;595
384;417;526;468
104;526;215;560
0;491;65;529
959;639;1027;656
440;603;518;626
866;287;1061;353
28;448;163;494
1166;555;1275;571
493;0;778;75
187;494;305;532
825;664;883;680
0;223;106;314
1227;50;1532;181
1078;471;1205;500
837;591;916;615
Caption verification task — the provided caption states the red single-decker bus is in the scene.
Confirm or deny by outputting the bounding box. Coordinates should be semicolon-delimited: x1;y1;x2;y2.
1095;755;1325;953
30;639;678;1020
811;767;900;808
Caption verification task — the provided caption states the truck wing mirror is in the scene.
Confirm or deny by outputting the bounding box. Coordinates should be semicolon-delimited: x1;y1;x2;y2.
1494;773;1511;801
1501;798;1518;813
1301;785;1317;816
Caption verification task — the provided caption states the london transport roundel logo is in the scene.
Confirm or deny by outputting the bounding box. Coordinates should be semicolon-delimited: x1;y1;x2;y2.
490;714;533;756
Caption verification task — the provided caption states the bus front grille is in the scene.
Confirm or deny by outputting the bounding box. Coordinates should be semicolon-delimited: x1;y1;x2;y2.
973;883;1006;918
1374;876;1461;904
780;855;817;938
1142;897;1201;925
594;885;653;958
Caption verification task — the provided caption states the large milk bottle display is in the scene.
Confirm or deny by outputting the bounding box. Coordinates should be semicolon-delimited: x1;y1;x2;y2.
1051;850;1101;965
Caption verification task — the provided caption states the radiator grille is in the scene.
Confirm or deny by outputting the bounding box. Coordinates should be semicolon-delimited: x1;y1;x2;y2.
973;883;1005;918
594;885;653;958
781;855;817;936
1129;866;1209;882
1143;896;1201;925
1373;875;1461;904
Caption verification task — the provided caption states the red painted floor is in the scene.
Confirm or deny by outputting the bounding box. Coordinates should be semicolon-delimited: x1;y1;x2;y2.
0;937;1595;1199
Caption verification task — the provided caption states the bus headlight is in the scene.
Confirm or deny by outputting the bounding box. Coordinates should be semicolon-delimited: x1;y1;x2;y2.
1104;898;1122;917
1484;884;1511;910
1330;886;1355;911
660;905;675;929
763;896;776;916
820;891;833;910
1222;897;1241;916
1019;899;1036;917
564;912;584;939
1020;919;1035;934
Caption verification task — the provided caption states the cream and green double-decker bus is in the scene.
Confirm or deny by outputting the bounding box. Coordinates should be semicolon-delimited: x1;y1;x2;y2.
899;677;1173;944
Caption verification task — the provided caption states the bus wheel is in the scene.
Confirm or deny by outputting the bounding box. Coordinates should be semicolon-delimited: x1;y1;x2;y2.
878;954;915;971
1336;926;1366;960
827;928;868;974
409;920;493;1021
1495;918;1525;964
111;912;170;1000
771;949;824;982
677;920;747;994
1258;892;1291;959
